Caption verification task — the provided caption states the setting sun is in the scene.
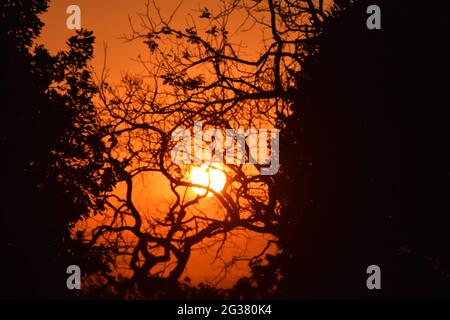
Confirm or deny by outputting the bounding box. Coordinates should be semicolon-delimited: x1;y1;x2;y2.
189;164;226;197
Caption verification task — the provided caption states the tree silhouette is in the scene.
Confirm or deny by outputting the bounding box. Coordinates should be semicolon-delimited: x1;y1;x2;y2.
1;0;114;298
74;0;328;298
92;0;449;299
274;0;450;298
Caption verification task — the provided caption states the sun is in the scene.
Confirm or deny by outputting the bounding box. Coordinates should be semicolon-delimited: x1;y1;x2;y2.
189;163;226;197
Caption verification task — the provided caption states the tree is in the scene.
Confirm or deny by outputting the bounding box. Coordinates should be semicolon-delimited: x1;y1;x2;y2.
80;0;330;297
1;0;114;298
275;0;450;298
87;0;450;299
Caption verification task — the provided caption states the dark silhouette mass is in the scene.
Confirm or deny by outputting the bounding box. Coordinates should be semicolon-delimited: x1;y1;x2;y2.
1;0;113;298
275;0;450;298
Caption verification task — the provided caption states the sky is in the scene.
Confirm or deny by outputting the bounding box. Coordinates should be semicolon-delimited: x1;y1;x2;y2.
38;0;274;288
39;0;174;82
38;0;265;83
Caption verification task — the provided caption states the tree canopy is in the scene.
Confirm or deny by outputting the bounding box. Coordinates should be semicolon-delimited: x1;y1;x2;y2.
1;0;114;298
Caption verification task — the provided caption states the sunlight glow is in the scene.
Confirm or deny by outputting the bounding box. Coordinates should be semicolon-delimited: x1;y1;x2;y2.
189;164;226;197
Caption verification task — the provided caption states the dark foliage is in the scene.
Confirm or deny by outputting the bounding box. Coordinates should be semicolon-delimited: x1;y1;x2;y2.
0;0;113;298
275;0;450;298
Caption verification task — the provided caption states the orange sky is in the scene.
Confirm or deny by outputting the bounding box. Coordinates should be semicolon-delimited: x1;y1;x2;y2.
38;0;275;289
38;0;265;83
